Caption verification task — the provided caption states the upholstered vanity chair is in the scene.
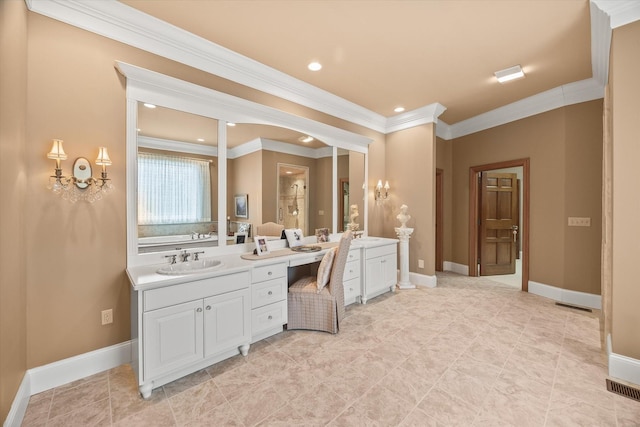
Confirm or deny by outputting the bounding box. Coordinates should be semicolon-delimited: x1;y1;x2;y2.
287;230;353;334
255;222;284;238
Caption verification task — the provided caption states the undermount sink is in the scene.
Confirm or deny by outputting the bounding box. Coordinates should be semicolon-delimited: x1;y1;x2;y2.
157;258;223;275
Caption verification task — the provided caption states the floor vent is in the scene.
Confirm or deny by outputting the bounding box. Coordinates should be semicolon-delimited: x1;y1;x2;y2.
606;379;640;402
554;302;592;312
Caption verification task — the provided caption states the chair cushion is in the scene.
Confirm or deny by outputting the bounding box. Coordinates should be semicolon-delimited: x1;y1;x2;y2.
289;275;330;295
316;247;336;292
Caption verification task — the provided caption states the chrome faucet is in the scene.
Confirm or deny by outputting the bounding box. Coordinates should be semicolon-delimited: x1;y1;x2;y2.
180;250;191;262
193;251;205;261
164;254;177;265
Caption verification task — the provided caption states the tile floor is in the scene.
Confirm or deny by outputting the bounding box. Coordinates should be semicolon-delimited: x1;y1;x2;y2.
21;272;640;426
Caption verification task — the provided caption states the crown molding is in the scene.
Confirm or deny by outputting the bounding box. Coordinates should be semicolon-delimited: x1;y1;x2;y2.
592;0;640;29
385;103;447;134
26;0;388;133
446;78;604;140
28;0;636;140
229;138;333;160
138;135;218;157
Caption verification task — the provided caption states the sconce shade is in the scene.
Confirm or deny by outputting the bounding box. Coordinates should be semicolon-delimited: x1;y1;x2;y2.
376;180;383;190
95;147;112;166
47;139;68;160
384;180;390;190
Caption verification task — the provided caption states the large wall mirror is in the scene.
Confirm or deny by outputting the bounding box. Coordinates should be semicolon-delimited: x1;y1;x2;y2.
118;62;370;267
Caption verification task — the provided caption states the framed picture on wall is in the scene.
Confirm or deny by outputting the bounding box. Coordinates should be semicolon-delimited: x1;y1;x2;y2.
234;194;248;218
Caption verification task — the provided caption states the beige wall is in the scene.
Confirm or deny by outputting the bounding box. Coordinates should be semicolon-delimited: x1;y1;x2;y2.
19;10;383;373
436;137;453;262
385;124;436;276
0;0;28;420
228;151;262;227
610;20;640;360
450;101;602;294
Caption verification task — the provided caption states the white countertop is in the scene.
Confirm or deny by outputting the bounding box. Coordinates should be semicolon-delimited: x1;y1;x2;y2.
126;236;398;292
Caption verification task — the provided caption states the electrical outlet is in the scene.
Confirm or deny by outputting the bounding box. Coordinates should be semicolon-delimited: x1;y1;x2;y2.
568;217;591;227
101;309;113;325
418;259;425;269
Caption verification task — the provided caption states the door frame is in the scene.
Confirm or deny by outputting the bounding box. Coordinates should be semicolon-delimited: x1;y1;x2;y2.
436;169;444;272
469;158;530;291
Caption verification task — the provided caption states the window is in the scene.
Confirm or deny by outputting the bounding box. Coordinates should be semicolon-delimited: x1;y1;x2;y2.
138;152;212;224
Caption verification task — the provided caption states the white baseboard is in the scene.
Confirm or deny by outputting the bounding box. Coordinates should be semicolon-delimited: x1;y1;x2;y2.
29;341;132;395
443;261;469;276
609;352;640;386
409;272;437;288
5;341;132;427
3;373;30;427
528;281;601;310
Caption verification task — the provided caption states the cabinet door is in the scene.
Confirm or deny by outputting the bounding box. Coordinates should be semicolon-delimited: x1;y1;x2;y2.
203;288;250;358
143;300;203;380
382;253;398;289
365;257;386;296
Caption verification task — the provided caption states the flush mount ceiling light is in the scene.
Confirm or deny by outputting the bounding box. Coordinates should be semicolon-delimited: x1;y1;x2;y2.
197;138;205;142
143;103;156;109
307;61;322;71
394;106;405;113
494;65;525;83
298;135;314;143
226;122;236;127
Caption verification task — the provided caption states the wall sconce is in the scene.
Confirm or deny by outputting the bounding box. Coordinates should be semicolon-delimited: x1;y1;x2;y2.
375;179;390;203
46;139;114;203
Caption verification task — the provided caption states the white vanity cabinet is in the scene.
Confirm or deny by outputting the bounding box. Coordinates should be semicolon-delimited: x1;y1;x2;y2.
250;262;288;342
343;247;362;305
362;242;398;304
132;270;251;399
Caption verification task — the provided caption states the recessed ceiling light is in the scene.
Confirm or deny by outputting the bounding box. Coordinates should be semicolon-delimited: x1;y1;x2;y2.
298;136;314;143
136;128;141;132
394;106;405;113
494;65;525;83
197;138;205;142
286;171;292;174
226;122;236;127
143;103;156;109
308;62;322;71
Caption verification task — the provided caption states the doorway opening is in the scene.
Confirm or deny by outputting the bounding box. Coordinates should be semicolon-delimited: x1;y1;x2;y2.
469;158;529;291
277;163;309;236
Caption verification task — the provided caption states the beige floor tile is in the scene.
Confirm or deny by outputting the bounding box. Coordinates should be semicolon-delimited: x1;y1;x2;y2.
184;401;244;426
418;384;479;425
162;368;211;398
228;381;287;426
109;380;166;423
205;353;247;378
168;379;227;425
545;400;618;426
49;377;110;419
46;397;111;427
213;360;266;402
398;407;440;427
378;365;433;404
22;390;53;427
350;384;415;426
113;400;176;427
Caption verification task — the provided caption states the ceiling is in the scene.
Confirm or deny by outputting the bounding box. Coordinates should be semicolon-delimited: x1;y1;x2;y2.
120;0;593;125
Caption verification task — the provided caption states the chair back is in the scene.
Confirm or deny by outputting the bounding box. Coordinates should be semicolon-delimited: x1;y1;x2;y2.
256;222;284;237
327;230;353;326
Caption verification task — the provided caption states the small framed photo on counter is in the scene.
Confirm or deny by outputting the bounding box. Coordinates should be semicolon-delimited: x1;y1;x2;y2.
255;235;270;256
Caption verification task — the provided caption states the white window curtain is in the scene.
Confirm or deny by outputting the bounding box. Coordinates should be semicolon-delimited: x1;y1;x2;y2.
138;152;212;225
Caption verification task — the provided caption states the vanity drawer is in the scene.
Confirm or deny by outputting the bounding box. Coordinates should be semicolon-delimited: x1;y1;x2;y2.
144;271;250;312
344;278;360;300
365;243;397;260
252;263;287;283
346;249;361;263
252;277;287;309
343;260;360;282
251;301;287;336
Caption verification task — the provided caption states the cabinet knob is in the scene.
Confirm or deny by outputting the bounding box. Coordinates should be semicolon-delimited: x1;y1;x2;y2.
382;260;387;263
268;291;273;296
205;305;211;310
268;271;272;275
196;307;203;313
267;315;273;320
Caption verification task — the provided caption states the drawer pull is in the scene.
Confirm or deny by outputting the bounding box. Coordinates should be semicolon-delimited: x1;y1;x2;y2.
196;307;202;313
268;271;273;276
205;305;211;310
267;315;273;320
268;291;273;296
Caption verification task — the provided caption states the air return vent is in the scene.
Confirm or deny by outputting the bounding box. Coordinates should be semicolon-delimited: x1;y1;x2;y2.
554;302;592;313
606;379;640;402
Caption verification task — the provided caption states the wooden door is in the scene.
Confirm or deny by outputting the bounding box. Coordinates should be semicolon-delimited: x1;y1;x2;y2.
479;172;518;275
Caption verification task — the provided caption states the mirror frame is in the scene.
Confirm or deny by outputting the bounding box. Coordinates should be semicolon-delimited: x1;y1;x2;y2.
117;62;371;267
